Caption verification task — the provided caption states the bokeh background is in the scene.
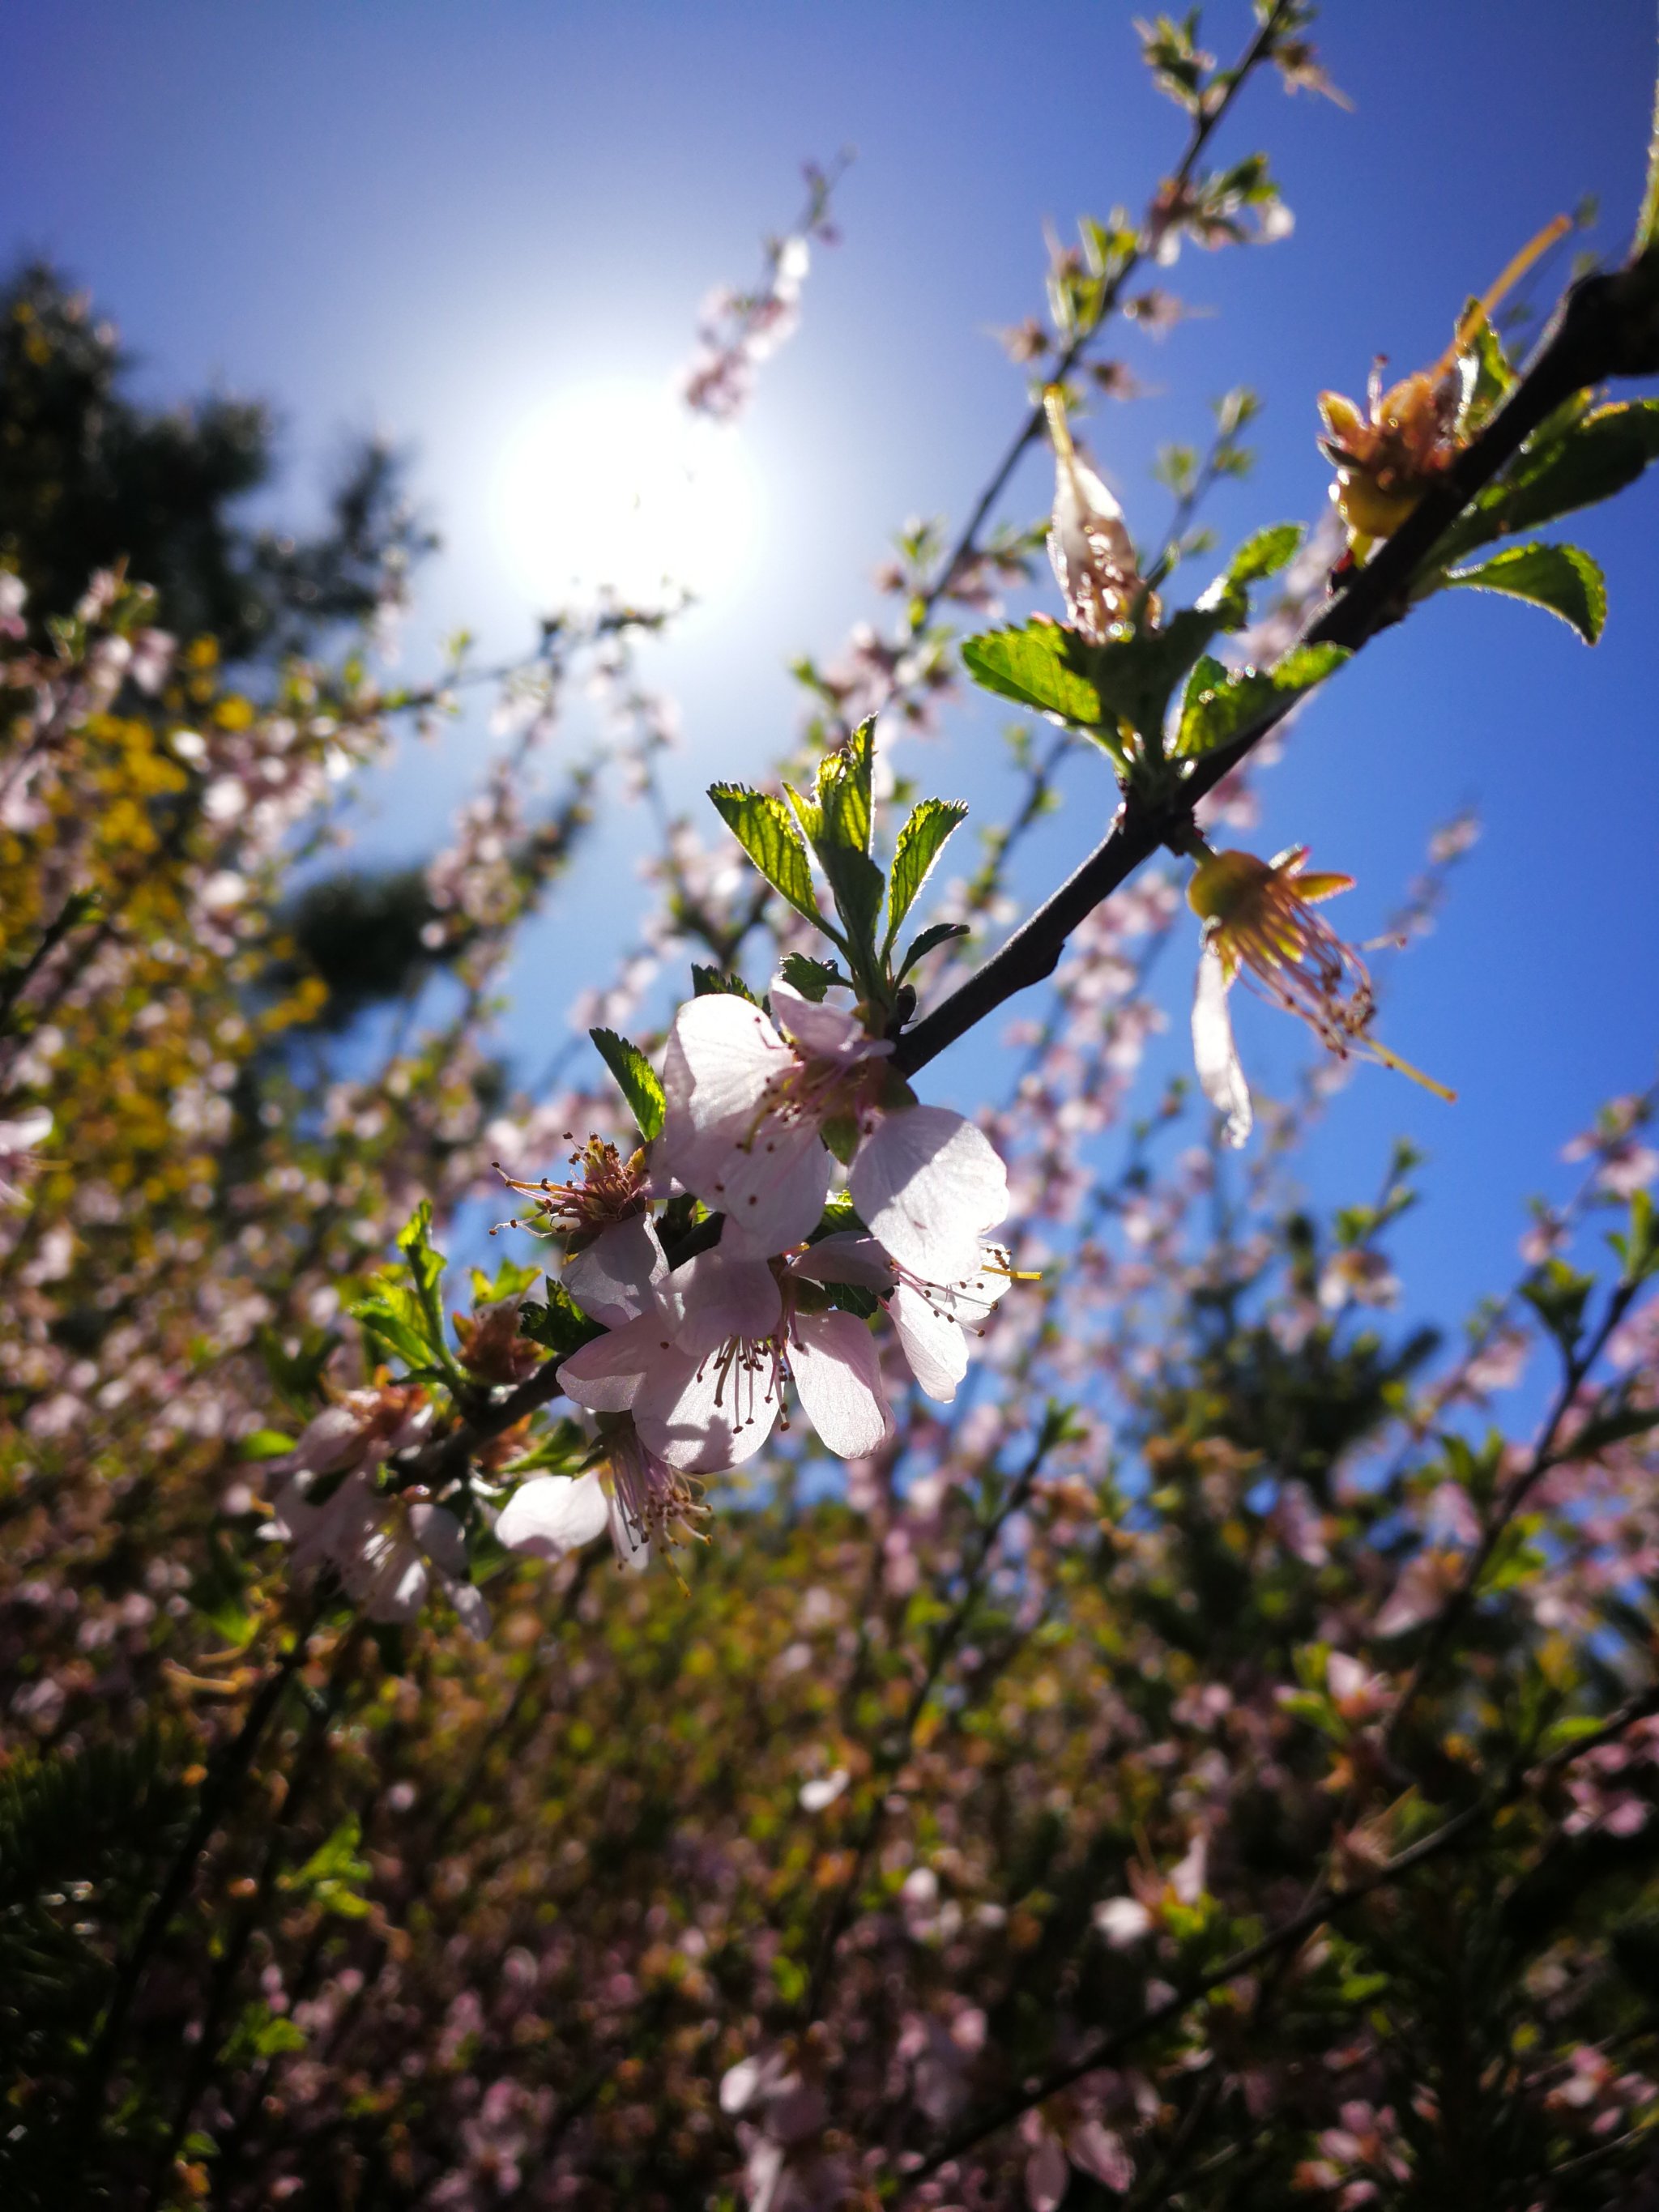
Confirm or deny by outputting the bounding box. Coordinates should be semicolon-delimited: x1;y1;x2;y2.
5;0;1656;1336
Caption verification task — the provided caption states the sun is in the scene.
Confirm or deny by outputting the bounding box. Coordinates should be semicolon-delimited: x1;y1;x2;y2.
490;377;765;611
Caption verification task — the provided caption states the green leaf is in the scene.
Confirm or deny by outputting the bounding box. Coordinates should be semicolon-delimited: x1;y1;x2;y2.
187;1532;259;1650
1226;522;1303;585
815;717;876;855
588;1027;665;1141
1503;400;1659;527
1610;1188;1659;1284
787;735;886;958
708;784;829;931
349;1281;441;1375
1442;542;1606;644
285;1816;373;1920
1567;1401;1659;1458
896;919;970;982
238;1428;297;1462
962;623;1108;726
1520;1259;1595;1355
690;964;758;1002
257;1323;340;1414
1175;642;1350;757
398;1201;450;1354
777;953;848;1003
886;798;969;944
518;1282;604;1360
1459;306;1516;424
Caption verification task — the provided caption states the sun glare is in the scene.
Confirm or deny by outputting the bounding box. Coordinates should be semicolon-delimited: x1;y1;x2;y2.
491;379;764;612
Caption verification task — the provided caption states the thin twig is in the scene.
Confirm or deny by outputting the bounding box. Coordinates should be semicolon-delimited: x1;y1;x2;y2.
898;1680;1659;2190
892;258;1658;1079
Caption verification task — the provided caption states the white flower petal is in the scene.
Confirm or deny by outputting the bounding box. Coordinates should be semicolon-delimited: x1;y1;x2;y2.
787;1231;895;1291
789;1309;893;1459
1192;946;1252;1149
562;1215;663;1328
767;978;864;1058
889;1281;969;1402
659;993;790;1172
496;1471;610;1558
556;1311;676;1412
407;1502;468;1580
638;1351;780;1472
448;1583;492;1639
671;1244;783;1358
706;1114;833;1257
850;1105;1008;1284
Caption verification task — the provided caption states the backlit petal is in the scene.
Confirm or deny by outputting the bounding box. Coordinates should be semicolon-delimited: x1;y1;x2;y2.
850;1105;1009;1284
789;1309;893;1457
1192;947;1252;1149
889;1281;969;1402
496;1471;610;1558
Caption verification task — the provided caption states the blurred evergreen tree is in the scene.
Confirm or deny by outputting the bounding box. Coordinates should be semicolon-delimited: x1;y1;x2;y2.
0;259;435;663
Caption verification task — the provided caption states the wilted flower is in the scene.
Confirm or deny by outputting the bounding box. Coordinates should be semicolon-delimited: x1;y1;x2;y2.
1318;214;1569;552
1188;844;1452;1146
1043;386;1152;640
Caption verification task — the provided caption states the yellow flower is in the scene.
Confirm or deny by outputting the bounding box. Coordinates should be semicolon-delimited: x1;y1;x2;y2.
1188;846;1452;1146
1317;215;1569;556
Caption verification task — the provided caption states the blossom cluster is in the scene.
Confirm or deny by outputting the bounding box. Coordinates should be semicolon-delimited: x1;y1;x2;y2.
496;976;1015;1575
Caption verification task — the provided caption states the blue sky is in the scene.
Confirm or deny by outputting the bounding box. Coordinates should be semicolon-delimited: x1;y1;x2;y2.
5;0;1657;1344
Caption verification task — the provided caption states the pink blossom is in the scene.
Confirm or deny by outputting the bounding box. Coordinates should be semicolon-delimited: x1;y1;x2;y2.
657;981;1009;1280
793;1230;1016;1402
261;1389;488;1634
556;1223;893;1471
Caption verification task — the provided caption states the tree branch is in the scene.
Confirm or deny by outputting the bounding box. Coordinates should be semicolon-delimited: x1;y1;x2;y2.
899;1679;1659;2190
893;255;1659;1078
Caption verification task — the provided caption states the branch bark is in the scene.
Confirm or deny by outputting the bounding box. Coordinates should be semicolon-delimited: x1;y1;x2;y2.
892;258;1659;1078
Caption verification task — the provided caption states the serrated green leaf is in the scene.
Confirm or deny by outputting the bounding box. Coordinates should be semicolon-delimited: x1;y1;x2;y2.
349;1282;440;1375
886;798;969;944
896;919;970;983
962;624;1107;725
815;716;876;855
777;953;847;1003
394;1201;453;1373
588;1027;665;1141
1460;404;1659;566
690;964;758;1002
787;766;885;962
518;1282;604;1360
1226;522;1303;585
1443;542;1606;644
1459;306;1516;424
1175;642;1350;757
966;601;1240;752
708;784;828;930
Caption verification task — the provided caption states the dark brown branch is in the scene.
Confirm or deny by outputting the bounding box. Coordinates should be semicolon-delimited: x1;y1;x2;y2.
892;256;1659;1079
